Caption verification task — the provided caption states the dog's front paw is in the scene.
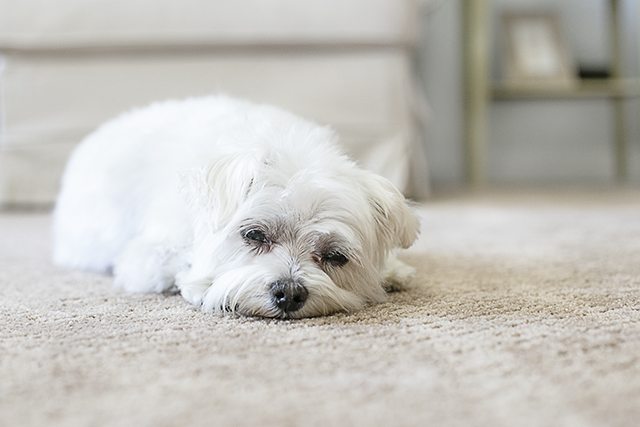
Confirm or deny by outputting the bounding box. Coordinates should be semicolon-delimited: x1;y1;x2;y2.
382;255;416;293
176;274;212;307
179;283;211;307
114;238;188;293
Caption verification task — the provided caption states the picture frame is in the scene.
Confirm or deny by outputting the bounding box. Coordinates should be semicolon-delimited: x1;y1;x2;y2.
502;12;575;87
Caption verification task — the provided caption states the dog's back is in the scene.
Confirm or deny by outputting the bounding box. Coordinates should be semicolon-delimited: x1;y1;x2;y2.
52;95;342;273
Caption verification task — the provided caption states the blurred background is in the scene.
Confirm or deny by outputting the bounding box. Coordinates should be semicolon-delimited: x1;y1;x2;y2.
422;0;640;190
0;0;638;207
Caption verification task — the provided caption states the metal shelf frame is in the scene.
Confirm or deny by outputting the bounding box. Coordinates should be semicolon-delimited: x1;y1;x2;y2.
462;0;635;187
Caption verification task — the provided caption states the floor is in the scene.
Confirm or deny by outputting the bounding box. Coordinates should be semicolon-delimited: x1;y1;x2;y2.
1;190;639;427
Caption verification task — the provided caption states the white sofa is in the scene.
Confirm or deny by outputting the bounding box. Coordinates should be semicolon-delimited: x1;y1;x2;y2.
0;0;429;206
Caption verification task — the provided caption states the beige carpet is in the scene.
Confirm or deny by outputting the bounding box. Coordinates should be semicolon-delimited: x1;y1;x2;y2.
1;190;639;427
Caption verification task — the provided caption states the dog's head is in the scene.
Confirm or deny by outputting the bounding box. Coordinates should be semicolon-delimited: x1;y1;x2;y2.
179;133;419;318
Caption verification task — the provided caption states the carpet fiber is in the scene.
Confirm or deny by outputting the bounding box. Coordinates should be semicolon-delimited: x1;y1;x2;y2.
1;190;639;427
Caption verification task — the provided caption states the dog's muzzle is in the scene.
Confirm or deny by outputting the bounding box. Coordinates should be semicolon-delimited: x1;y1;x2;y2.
270;279;308;313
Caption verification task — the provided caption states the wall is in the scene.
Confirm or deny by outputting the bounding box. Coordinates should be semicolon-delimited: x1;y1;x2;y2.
419;0;640;189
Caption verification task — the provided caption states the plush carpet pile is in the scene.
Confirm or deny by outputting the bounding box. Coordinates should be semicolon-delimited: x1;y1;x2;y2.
1;190;639;427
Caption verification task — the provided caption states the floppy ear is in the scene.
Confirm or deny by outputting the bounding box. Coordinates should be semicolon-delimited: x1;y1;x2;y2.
182;152;261;231
362;172;420;250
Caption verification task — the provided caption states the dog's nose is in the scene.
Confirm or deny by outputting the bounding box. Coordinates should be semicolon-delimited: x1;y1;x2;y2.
270;280;308;313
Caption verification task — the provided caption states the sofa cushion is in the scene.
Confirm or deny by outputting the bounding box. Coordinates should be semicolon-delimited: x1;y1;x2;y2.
0;51;417;204
0;0;417;50
2;51;412;145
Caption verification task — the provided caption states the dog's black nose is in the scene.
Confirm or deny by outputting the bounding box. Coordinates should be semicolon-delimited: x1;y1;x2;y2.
270;280;308;313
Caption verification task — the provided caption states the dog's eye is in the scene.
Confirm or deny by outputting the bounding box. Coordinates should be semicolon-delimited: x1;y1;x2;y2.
244;229;268;244
323;251;348;267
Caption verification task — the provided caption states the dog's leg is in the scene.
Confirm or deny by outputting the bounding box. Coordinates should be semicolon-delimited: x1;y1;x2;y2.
113;237;189;293
382;253;416;292
175;274;211;307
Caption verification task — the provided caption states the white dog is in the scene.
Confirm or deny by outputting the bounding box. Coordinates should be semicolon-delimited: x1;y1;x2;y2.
53;96;419;318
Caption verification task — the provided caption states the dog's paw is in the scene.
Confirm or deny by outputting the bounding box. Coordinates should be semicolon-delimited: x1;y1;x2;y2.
114;238;187;293
382;255;416;293
176;278;211;307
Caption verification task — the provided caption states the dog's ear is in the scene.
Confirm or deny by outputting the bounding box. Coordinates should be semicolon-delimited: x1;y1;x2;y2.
182;152;261;230
361;171;420;250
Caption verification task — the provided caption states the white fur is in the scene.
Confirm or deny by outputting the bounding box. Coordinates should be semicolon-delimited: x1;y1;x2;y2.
53;95;420;318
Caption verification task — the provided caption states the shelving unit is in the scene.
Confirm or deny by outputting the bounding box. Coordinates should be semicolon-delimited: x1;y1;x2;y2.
492;79;640;99
463;0;637;187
